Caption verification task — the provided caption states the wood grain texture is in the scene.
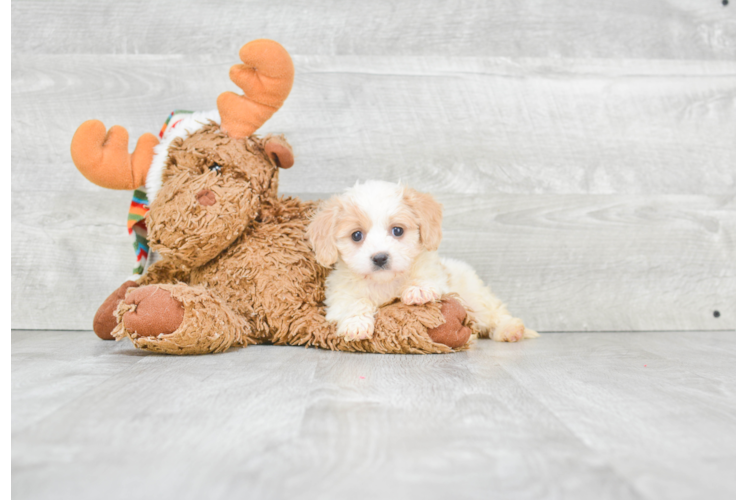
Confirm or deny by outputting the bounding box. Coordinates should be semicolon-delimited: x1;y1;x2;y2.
10;1;736;333
12;190;136;330
732;85;748;329
11;329;144;435
433;193;736;332
11;330;736;500
727;2;748;62
12;191;735;331
11;0;735;60
12;55;735;195
730;2;748;330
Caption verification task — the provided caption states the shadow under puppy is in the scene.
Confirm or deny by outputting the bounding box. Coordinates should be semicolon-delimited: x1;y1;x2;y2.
307;180;538;343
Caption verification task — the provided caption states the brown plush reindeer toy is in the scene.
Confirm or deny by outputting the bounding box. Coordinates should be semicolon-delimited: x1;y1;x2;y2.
70;39;474;355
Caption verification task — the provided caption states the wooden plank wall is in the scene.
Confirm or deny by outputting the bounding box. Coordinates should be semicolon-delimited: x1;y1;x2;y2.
11;0;735;331
730;2;748;330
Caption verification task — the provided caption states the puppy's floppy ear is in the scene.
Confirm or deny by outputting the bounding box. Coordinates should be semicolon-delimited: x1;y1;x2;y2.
307;197;342;268
402;187;442;251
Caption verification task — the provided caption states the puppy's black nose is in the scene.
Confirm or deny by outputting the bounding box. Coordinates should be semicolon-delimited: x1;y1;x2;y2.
371;252;389;268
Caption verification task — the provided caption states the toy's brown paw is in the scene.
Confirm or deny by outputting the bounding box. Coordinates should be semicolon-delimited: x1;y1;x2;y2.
427;298;471;349
93;280;139;340
122;286;184;338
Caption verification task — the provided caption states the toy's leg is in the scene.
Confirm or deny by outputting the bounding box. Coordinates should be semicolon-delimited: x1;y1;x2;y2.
93;280;139;340
369;297;474;353
92;260;190;340
112;283;254;355
284;297;473;354
425;297;474;348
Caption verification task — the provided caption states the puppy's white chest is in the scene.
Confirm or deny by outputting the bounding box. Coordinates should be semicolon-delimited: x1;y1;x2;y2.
364;277;410;307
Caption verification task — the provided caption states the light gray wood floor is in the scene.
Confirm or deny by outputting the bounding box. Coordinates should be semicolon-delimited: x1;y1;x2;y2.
12;330;735;500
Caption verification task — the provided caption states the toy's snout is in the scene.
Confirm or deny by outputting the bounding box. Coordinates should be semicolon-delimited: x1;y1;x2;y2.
196;189;216;206
146;157;261;270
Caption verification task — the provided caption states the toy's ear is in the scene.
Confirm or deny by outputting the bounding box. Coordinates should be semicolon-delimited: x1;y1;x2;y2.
264;136;294;169
402;187;443;251
307;197;342;268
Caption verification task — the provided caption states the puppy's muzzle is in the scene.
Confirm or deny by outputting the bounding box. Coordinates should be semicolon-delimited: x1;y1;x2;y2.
371;252;389;269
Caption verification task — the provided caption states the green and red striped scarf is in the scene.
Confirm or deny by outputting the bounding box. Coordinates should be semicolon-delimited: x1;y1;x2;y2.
127;110;193;275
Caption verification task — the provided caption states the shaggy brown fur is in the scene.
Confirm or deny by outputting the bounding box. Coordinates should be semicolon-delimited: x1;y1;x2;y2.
101;123;476;354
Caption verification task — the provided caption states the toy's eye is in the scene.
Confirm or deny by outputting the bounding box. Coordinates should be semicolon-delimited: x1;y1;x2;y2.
209;163;222;173
352;231;363;242
392;227;404;237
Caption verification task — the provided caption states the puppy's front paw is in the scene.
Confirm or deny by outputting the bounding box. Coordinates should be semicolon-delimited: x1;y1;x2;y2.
337;315;376;342
401;285;440;306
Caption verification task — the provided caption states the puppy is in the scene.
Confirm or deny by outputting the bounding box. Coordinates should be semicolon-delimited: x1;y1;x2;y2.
307;180;538;343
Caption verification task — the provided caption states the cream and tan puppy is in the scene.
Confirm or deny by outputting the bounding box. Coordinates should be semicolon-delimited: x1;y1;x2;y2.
307;180;538;343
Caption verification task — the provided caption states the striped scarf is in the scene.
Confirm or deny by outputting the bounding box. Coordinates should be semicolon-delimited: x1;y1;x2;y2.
127;110;194;275
127;189;150;275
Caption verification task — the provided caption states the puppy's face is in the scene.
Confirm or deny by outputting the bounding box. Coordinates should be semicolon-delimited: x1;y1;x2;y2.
308;181;442;283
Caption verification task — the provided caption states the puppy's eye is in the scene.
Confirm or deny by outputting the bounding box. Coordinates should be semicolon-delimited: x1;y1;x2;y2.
209;163;222;173
352;231;363;242
391;227;404;237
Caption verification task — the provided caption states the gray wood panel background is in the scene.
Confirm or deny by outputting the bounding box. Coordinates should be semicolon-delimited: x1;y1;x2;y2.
11;0;735;331
731;2;748;330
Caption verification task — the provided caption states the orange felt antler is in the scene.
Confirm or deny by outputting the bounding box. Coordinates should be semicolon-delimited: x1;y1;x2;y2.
70;120;159;190
217;39;295;139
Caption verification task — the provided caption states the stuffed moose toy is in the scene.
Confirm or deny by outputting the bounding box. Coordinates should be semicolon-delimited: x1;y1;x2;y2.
70;39;475;355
